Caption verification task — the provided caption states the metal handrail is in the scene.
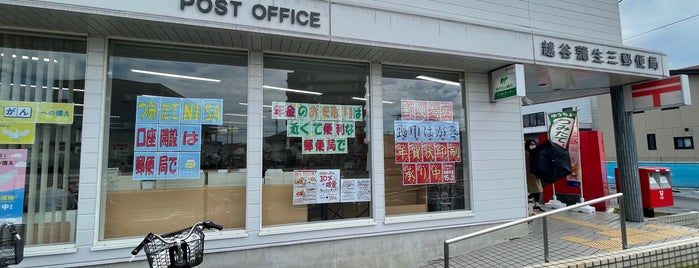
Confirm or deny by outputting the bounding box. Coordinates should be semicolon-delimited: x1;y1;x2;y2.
444;193;626;267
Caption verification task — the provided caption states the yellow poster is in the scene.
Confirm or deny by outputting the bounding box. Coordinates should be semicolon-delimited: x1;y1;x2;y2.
0;123;36;144
0;100;37;123
37;102;74;124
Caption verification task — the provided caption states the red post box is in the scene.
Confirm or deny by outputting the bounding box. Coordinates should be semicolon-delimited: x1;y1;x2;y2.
614;167;674;209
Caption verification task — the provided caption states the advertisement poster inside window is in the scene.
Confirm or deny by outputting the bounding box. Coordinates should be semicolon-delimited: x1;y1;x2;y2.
272;101;362;155
395;100;460;185
0;149;27;224
293;169;341;205
132;95;221;180
340;178;371;202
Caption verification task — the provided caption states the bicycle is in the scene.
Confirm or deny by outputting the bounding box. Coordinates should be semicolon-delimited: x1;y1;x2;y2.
0;223;24;268
131;220;223;268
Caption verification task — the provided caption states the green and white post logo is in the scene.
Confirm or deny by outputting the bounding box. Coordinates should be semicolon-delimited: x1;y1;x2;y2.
490;64;526;102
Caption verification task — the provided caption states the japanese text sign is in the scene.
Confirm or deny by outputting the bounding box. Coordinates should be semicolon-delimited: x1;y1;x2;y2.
396;99;460;185
272;102;362;121
401;100;453;121
534;35;666;76
547;111;576;149
0;149;27;224
394;121;460;142
293;169;341;205
489;64;525;102
135;96;223;125
133;95;219;180
272;101;362;155
0;100;75;144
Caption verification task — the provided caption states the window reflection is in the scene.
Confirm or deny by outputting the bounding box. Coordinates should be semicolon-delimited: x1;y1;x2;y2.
262;55;370;226
382;66;468;215
102;42;248;239
0;33;86;246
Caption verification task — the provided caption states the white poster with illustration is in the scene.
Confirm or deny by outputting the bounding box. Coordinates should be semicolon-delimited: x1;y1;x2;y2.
293;169;340;205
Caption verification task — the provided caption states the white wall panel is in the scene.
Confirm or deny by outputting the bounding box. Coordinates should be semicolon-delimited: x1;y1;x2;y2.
333;0;531;28
333;0;622;44
467;72;527;215
330;3;535;61
529;0;621;43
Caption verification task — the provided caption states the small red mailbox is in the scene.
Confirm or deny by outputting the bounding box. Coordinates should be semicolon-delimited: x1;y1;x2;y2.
615;167;673;209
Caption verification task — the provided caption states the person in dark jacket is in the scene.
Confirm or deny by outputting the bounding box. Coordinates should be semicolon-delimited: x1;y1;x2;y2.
525;139;544;213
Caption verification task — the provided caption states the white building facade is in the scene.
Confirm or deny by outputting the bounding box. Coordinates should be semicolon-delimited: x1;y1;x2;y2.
0;1;668;267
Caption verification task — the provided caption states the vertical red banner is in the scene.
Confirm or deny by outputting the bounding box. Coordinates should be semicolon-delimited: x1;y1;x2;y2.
439;102;453;121
416;163;430;184
434;142;448;162
429;163;443;183
401;100;415;120
415;101;428;121
442;163;455;183
427;101;440;121
402;164;417;185
421;142;435;162
447;142;461;162
408;143;423;162
394;142;409;163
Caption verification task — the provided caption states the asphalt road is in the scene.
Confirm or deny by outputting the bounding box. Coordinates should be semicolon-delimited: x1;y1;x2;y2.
608;185;699;215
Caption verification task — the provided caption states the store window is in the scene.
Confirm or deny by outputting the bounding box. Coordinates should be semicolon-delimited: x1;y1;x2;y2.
262;55;370;226
382;66;468;216
674;136;693;149
0;33;85;245
101;42;247;239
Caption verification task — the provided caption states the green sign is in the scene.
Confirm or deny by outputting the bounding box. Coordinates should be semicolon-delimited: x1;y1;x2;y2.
490;64;525;102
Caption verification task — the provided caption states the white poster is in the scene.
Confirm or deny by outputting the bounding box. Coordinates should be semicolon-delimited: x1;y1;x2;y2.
293;169;340;205
340;178;371;202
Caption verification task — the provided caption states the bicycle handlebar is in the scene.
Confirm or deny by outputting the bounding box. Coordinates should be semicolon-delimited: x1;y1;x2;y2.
130;220;222;256
7;223;21;241
202;220;223;231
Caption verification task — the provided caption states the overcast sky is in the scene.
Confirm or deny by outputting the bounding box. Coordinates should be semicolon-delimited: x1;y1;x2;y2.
619;0;699;70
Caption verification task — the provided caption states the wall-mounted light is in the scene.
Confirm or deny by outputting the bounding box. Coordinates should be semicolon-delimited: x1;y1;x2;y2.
416;75;460;86
131;69;221;83
262;85;322;96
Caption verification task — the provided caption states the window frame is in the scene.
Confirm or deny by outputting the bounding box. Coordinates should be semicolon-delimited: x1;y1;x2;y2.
647;134;657;150
99;40;250;240
673;136;694;149
259;54;372;228
380;65;470;219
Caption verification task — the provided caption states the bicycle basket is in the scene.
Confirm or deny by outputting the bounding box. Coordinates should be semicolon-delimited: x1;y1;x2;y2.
144;226;205;268
0;224;25;267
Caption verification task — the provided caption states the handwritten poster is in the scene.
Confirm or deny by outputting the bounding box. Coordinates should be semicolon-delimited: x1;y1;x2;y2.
0;149;27;224
132;96;219;180
272;101;362;155
0;100;75;144
396;100;460;185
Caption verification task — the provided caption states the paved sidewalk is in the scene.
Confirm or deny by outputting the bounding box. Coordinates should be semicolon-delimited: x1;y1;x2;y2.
422;210;699;267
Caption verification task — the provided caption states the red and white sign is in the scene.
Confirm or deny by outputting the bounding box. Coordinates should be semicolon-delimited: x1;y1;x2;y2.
625;75;691;112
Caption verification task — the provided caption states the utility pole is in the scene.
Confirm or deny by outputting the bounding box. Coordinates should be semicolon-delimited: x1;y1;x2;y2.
610;85;644;222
